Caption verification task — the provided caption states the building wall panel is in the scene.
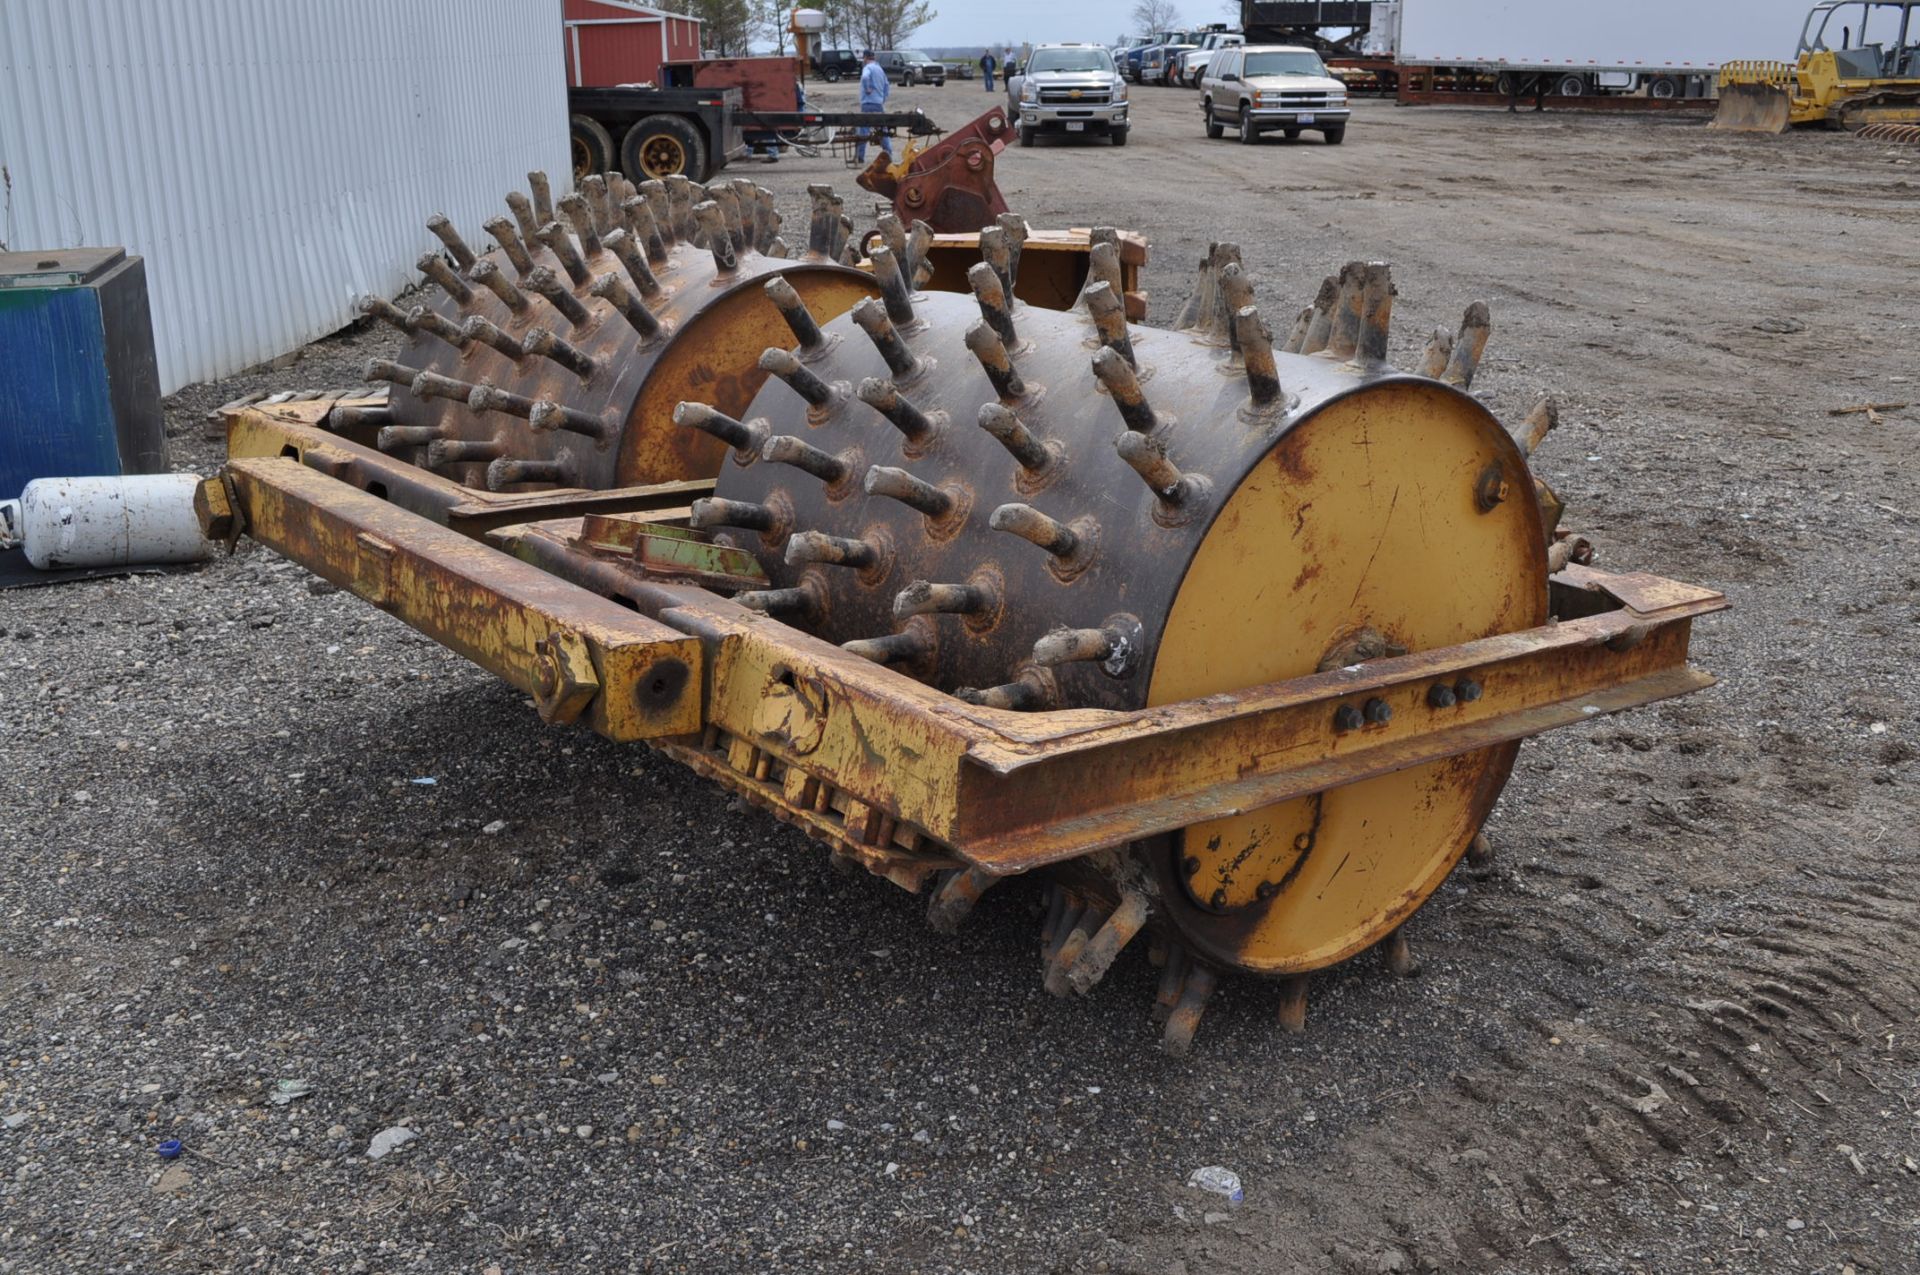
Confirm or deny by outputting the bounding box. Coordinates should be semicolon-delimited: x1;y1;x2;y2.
0;0;571;393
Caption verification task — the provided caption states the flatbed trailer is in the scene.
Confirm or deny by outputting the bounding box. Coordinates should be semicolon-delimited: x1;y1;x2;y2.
1383;0;1815;103
568;85;940;184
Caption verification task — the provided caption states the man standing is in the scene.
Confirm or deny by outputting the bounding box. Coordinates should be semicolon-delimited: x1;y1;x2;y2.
855;49;892;165
980;49;997;92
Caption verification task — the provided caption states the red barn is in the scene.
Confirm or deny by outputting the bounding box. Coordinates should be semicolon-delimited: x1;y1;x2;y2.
562;0;705;87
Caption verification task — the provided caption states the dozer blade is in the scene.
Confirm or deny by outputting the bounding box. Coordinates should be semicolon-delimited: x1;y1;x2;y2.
1712;81;1792;133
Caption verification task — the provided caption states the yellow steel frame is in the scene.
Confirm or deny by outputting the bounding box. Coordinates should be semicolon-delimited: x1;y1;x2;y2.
206;400;1726;896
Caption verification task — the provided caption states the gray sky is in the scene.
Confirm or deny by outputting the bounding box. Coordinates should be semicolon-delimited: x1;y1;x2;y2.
913;2;1229;49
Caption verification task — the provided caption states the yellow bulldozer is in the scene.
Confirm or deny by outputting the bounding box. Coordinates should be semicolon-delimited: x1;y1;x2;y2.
1716;0;1920;132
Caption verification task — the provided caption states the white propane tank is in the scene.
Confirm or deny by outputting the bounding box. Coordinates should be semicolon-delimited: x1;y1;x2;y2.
20;474;215;569
791;8;827;34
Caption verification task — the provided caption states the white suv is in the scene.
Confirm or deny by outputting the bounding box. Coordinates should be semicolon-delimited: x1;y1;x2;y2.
1201;45;1351;145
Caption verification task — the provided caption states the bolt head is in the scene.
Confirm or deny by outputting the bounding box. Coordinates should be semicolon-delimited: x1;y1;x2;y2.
1363;697;1392;725
1333;703;1364;732
1474;462;1510;512
1455;678;1483;703
1181;855;1201;876
1208;888;1227;909
1427;683;1457;709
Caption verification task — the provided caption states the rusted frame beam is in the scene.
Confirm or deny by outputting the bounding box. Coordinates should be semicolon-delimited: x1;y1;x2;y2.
226;403;711;536
946;622;1712;871
676;572;1715;872
224;457;702;741
217;404;1724;874
499;519;1720;872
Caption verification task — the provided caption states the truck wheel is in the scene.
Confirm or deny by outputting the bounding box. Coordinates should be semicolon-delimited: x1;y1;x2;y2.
621;114;708;182
1204;99;1224;138
1323;126;1346;145
822;66;841;83
1019;124;1036;147
1554;74;1587;97
570;115;616;180
1111;126;1129;147
1238;104;1258;143
1647;75;1680;99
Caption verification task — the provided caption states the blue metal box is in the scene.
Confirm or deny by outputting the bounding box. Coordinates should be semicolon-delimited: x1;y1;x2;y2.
0;247;166;498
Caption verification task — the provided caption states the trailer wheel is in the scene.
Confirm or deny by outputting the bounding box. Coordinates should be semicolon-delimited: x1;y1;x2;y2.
621;115;708;182
570;115;616;180
1647;75;1681;100
1554;74;1588;97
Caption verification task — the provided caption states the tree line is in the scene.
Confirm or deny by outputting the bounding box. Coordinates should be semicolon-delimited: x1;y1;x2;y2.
680;1;938;57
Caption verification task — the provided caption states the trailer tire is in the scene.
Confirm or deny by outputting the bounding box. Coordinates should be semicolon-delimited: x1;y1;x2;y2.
1554;74;1588;97
1494;72;1516;96
1647;75;1681;100
621;114;708;183
570;115;616;180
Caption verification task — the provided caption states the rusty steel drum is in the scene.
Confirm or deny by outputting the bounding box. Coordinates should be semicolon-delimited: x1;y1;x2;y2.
362;174;879;493
685;241;1554;983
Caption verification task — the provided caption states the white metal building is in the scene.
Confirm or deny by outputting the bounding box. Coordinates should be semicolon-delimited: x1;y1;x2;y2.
0;0;570;393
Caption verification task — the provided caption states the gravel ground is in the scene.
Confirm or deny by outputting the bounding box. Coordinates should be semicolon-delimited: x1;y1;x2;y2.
3;84;1917;1274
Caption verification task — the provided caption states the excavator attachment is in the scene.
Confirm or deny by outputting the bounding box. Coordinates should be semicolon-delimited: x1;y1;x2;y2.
858;106;1013;233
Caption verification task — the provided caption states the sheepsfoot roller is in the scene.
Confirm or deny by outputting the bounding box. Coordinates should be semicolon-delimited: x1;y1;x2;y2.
203;171;1724;1054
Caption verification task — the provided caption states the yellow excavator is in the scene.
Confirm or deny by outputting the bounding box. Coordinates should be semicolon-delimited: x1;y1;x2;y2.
1715;0;1920;132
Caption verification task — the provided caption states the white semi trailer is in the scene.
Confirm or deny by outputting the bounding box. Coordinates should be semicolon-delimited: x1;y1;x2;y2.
1365;0;1818;97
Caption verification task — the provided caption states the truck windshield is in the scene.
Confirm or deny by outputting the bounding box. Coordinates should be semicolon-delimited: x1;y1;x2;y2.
1243;51;1328;77
1028;49;1116;73
904;51;932;63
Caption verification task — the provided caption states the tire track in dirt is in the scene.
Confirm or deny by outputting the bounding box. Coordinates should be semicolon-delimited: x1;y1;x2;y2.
1120;723;1918;1273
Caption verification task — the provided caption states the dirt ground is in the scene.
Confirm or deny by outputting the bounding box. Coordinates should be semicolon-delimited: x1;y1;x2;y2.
3;81;1918;1275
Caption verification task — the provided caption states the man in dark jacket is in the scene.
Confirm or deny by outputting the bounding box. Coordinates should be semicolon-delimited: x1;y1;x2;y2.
980;49;997;92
